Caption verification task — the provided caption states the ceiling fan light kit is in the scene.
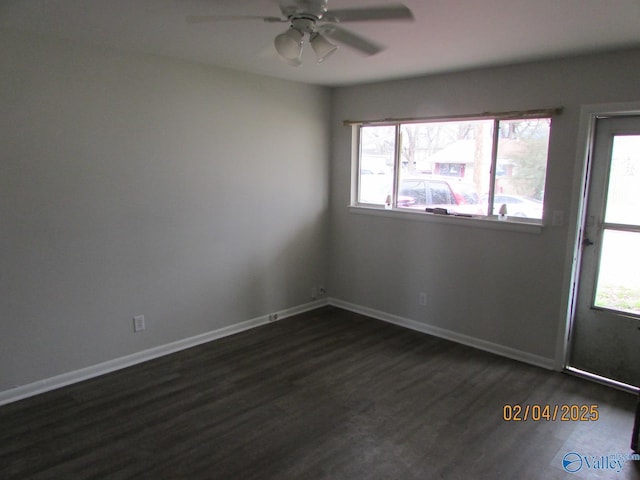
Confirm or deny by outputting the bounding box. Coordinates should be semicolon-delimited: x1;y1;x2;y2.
275;16;337;65
188;1;414;67
274;27;304;65
309;32;338;63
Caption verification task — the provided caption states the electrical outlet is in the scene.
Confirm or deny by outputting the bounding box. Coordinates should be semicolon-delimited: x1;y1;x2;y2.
311;286;318;300
318;286;326;297
133;315;145;332
269;313;279;322
419;292;427;306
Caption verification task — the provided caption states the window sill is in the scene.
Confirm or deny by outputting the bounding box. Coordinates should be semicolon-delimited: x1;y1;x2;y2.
348;205;543;234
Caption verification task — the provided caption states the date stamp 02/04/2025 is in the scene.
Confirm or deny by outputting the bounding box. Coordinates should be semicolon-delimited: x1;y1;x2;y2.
502;404;600;422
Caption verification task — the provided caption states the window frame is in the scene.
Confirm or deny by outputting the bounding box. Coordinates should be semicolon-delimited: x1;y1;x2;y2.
348;108;559;227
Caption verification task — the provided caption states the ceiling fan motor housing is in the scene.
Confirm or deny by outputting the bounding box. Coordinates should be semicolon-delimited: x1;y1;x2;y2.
284;0;329;21
291;16;318;34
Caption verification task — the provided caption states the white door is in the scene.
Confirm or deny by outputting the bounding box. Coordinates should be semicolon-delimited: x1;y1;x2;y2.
569;116;640;388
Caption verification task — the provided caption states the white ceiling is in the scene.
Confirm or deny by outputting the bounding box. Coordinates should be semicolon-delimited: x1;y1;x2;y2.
2;0;640;86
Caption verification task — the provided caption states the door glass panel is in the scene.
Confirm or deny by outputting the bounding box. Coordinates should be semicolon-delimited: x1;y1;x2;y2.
594;229;640;316
604;135;640;225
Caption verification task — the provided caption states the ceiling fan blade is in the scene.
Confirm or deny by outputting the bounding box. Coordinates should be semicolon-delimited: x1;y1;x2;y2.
186;15;285;24
323;4;413;23
319;25;384;56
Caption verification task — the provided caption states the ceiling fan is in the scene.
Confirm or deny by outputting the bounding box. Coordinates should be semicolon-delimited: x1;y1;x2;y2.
187;0;414;66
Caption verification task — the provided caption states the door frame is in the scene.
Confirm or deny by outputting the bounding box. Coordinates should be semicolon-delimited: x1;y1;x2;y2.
561;101;640;392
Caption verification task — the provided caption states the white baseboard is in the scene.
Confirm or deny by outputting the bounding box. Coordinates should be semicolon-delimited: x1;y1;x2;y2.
0;297;555;406
0;299;329;406
328;298;556;371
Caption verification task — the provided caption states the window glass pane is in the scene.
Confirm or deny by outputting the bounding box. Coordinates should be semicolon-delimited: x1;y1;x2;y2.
604;135;640;226
594;229;640;316
398;120;491;214
353;114;551;222
358;125;396;205
398;180;425;207
492;118;550;219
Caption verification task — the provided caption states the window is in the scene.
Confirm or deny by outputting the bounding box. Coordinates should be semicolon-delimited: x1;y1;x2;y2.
353;113;553;222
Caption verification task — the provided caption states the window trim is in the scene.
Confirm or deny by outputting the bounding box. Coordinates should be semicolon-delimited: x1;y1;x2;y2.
348;204;543;234
343;108;562;127
349;107;560;228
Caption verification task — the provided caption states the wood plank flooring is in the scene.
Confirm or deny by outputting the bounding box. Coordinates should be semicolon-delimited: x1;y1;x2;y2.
1;306;638;479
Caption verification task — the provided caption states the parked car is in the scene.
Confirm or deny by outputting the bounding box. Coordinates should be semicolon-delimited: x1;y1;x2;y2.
485;194;543;219
397;177;481;214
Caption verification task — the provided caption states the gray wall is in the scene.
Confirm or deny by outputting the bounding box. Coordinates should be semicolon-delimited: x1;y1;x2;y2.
3;27;639;396
329;49;640;366
0;31;330;391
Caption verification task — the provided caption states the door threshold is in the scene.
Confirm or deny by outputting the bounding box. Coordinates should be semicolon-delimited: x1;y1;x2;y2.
565;367;639;394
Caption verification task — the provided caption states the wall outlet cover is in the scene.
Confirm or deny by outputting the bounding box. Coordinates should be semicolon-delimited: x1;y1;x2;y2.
133;315;145;332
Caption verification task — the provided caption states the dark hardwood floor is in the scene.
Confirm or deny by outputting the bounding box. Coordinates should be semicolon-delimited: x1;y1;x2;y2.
1;306;638;479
